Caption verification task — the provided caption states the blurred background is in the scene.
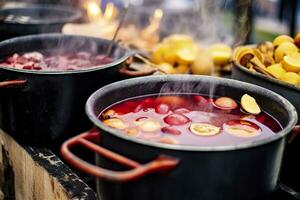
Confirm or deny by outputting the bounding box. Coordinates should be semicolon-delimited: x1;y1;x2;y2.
1;0;299;44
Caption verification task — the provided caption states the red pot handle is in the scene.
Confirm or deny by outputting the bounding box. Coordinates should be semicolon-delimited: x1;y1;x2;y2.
288;125;300;144
60;127;180;182
0;79;27;88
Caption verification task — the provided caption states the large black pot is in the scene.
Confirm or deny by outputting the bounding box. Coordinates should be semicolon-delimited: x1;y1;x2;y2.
0;5;82;41
0;34;131;145
61;75;298;200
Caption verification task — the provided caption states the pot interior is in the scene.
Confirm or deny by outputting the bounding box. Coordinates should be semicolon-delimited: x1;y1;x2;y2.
0;34;129;69
86;75;297;150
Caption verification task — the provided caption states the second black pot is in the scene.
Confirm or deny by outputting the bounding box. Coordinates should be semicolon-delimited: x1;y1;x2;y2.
0;34;130;145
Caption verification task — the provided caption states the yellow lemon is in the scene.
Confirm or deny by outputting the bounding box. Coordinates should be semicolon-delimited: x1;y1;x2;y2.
176;48;197;64
209;43;232;65
280;72;300;85
241;94;261;115
273;35;294;47
163;34;194;50
274;42;298;62
176;64;189;74
282;54;300;72
266;63;287;79
191;51;214;75
103;118;127;130
151;44;168;64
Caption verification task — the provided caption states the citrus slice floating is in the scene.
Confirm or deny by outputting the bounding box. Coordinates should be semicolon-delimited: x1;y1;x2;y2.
124;128;140;137
103;118;127;130
213;97;238;110
241;94;261;115
190;123;220;136
223;120;261;138
139;119;161;132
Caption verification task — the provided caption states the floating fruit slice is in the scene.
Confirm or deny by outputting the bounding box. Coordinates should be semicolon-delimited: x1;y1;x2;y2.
158;137;178;144
164;113;190;125
124;128;140;137
241;94;261;115
155;104;170;114
213;97;238;110
273;35;294;47
280;72;300;85
282;54;300;73
194;95;208;104
100;109;116;120
134;117;148;126
161;126;182;135
139;119;161;132
223;120;261;138
266;63;287;79
174;108;190;114
156;96;186;107
103;118;127;130
190;123;220;136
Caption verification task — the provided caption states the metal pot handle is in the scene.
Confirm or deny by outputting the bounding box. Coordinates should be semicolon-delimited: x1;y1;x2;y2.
0;79;27;88
60;127;179;182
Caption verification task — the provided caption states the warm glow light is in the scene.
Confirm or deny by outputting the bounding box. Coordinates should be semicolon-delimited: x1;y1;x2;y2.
154;9;163;21
104;2;117;21
86;1;102;21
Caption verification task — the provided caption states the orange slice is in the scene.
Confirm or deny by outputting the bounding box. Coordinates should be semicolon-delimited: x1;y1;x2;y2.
103;118;127;130
223;120;261;138
190;123;220;136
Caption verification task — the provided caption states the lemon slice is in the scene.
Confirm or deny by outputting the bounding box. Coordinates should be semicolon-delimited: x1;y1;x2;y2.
266;63;287;79
274;42;298;62
103;118;127;130
124;128;140;137
273;35;294;47
223;120;261;138
190;123;220;136
210;51;231;66
280;72;300;85
241;94;261;115
282;55;300;73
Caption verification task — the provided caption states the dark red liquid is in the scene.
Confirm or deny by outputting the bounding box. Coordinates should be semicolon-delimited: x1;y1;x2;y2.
100;94;282;146
0;51;113;71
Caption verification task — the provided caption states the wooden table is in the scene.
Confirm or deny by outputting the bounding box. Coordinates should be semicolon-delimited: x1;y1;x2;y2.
0;130;97;200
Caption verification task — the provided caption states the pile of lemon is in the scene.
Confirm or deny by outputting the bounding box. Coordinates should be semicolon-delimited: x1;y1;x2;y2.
235;34;300;86
151;34;232;75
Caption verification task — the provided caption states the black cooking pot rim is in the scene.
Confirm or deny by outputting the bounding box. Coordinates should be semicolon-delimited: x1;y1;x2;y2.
0;33;131;74
0;4;82;25
86;75;298;152
233;45;300;92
